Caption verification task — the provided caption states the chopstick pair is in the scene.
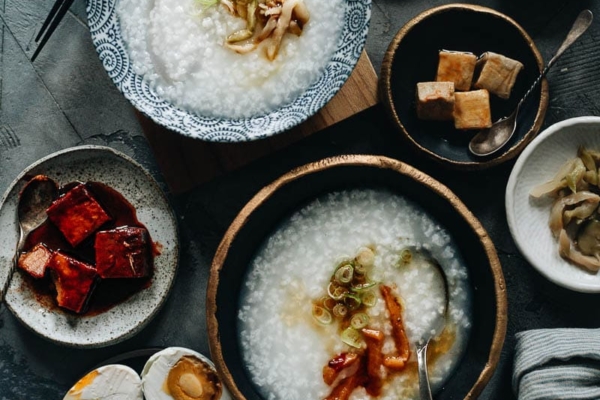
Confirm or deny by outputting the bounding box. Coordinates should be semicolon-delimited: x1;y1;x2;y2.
31;0;76;62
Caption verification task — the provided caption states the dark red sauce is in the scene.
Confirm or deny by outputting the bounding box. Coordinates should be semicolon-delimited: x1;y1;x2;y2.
21;181;158;316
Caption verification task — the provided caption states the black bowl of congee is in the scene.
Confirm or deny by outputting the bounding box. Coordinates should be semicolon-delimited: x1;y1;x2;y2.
207;155;506;400
380;4;549;170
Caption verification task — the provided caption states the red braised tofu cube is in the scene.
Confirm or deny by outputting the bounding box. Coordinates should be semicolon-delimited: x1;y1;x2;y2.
18;243;53;279
49;251;97;313
95;227;152;279
46;184;111;247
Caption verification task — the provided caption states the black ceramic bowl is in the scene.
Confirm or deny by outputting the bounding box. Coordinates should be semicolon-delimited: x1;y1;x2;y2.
380;4;549;170
207;155;507;400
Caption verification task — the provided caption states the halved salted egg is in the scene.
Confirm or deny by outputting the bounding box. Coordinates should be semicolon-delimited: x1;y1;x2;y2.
141;347;231;400
63;364;143;400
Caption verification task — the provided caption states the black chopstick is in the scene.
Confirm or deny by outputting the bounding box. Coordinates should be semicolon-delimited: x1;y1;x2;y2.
35;0;65;42
31;0;76;62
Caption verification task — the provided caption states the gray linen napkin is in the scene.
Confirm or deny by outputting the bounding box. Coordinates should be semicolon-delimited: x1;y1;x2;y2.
513;328;600;400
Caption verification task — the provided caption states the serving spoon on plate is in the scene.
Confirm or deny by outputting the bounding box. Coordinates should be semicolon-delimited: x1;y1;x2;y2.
0;175;58;302
469;9;593;157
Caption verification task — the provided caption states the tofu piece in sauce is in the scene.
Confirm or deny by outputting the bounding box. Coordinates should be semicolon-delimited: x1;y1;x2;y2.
474;52;524;99
436;50;477;91
18;243;53;279
46;184;112;247
454;89;492;130
95;227;152;279
49;251;98;314
416;82;455;121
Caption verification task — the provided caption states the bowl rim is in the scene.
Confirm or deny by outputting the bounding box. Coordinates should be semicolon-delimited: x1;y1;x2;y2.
0;145;180;348
506;115;600;293
86;0;372;143
379;3;550;170
206;154;507;400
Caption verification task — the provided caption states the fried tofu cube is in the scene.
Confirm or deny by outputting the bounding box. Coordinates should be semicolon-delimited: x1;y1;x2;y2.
416;82;455;121
454;89;492;130
46;184;111;247
436;50;478;91
474;52;524;99
95;227;152;279
18;243;53;279
49;251;97;314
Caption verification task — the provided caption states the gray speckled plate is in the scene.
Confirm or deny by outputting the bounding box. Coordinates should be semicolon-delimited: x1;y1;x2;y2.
0;146;179;348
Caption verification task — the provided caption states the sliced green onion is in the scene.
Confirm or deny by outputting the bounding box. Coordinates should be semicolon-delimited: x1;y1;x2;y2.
356;247;375;268
340;327;364;348
351;281;377;292
196;0;218;7
312;305;332;325
354;262;367;275
328;282;348;300
398;248;412;266
350;313;369;329
343;293;361;311
334;264;354;284
362;290;377;307
332;303;348;318
322;297;337;311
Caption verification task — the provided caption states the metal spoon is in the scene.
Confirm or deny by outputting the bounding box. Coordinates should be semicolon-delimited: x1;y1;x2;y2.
406;248;449;400
469;9;593;157
0;175;58;302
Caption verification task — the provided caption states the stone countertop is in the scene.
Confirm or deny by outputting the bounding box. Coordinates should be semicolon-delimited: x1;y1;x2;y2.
1;0;600;399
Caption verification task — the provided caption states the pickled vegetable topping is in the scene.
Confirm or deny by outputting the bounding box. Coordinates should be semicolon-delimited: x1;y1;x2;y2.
530;146;600;272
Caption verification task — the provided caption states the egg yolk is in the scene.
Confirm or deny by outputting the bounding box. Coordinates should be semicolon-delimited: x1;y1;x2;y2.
67;369;99;396
165;355;222;400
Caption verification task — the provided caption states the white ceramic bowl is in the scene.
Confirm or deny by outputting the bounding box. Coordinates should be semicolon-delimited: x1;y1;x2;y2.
87;0;371;142
0;146;179;347
506;116;600;293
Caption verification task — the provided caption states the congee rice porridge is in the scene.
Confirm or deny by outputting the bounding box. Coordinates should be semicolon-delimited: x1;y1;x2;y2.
117;0;344;119
238;189;472;400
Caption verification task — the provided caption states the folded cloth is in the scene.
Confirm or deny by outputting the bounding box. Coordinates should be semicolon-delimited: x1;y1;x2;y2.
513;328;600;400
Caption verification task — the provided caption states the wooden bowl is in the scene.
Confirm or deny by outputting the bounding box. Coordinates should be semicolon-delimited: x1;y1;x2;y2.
380;4;549;169
207;155;507;399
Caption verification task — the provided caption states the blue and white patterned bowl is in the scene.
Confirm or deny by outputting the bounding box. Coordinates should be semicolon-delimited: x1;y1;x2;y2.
87;0;371;142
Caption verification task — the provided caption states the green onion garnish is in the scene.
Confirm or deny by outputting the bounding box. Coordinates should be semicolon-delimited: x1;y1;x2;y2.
356;247;375;268
332;303;348;318
343;293;361;311
362;290;377;307
351;281;377;292
354;262;367;275
398;248;412;266
322;297;337;311
334;264;354;284
350;313;369;329
328;282;348;300
196;0;219;7
312;305;332;325
340;327;364;348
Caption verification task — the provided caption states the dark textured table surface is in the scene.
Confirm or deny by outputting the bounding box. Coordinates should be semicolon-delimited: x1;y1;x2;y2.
1;0;600;399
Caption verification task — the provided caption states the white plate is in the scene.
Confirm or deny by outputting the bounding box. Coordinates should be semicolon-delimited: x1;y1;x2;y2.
0;146;179;347
506;116;600;293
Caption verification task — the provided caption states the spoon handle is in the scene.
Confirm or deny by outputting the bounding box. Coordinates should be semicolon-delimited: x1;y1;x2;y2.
518;9;593;109
0;230;24;302
417;342;433;400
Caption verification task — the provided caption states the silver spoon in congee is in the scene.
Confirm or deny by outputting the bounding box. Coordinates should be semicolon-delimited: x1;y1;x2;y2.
401;247;449;400
469;9;593;157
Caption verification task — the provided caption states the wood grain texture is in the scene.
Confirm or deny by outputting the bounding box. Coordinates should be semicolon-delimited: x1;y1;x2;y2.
139;51;378;194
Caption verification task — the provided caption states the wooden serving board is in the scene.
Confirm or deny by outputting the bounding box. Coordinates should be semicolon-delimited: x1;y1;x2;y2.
139;51;379;194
